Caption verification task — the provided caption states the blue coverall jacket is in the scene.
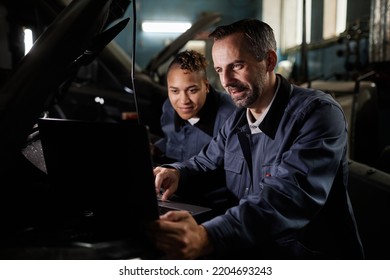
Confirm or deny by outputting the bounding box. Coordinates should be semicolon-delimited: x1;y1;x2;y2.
154;86;236;162
169;75;364;259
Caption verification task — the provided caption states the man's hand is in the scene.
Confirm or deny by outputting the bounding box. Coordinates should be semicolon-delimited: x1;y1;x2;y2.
149;210;214;259
153;166;180;200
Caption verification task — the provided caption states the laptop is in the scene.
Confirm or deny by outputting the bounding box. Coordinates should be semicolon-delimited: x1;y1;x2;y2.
37;118;212;231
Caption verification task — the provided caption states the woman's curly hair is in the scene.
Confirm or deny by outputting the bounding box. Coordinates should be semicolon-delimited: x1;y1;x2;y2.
168;50;208;73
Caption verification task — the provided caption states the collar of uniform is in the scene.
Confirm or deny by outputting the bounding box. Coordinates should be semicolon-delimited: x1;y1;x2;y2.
258;74;292;139
247;75;280;134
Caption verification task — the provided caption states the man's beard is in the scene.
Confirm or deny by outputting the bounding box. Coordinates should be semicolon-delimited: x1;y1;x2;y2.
233;87;260;108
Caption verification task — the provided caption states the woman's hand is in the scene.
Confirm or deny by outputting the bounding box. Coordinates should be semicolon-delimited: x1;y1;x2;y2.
153;166;180;200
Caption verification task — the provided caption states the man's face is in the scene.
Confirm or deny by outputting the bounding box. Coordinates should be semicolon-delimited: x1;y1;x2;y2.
167;65;209;120
212;33;268;109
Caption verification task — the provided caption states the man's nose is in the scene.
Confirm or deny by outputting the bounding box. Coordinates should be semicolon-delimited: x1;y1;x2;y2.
221;70;234;88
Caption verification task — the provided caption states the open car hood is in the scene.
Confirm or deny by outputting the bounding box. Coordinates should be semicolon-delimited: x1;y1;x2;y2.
0;0;130;177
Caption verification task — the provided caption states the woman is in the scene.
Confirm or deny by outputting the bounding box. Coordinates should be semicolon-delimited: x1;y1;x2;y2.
153;50;235;163
153;50;237;212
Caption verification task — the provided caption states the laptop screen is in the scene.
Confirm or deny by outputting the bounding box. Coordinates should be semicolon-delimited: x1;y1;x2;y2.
38;118;159;226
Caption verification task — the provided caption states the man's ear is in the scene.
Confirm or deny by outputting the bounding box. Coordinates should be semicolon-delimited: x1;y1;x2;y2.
266;50;278;72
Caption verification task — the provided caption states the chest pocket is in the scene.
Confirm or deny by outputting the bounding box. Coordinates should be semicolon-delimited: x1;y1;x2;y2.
224;152;246;197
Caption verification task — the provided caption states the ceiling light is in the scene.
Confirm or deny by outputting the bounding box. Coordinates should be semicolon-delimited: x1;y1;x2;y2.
141;21;192;33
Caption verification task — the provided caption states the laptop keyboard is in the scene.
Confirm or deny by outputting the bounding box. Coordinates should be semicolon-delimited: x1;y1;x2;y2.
158;206;178;215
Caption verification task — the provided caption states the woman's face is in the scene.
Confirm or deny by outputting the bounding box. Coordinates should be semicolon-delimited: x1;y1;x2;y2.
167;65;209;120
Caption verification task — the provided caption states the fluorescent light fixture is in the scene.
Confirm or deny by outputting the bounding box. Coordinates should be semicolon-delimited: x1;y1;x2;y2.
24;28;33;55
142;21;192;33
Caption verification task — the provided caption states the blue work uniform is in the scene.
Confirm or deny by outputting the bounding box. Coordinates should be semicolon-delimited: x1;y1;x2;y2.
154;86;236;162
155;87;237;211
169;75;364;259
